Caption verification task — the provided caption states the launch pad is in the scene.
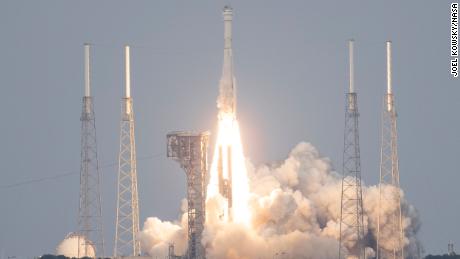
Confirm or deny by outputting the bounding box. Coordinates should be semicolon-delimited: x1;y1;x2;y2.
49;4;416;259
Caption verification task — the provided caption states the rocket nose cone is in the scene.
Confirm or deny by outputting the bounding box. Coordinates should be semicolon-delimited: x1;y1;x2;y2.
223;5;233;17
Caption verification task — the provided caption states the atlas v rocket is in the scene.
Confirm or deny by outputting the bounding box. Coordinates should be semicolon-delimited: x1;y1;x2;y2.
217;6;235;221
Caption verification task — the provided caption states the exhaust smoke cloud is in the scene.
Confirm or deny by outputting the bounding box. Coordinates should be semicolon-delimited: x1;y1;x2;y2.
140;142;421;258
55;233;96;258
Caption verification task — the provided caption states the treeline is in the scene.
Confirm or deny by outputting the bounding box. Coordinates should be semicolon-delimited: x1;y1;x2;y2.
40;254;460;259
41;256;83;259
40;255;110;259
425;255;460;259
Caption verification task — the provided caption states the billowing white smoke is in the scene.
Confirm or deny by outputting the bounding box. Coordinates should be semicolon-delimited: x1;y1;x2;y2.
55;233;95;258
140;142;421;259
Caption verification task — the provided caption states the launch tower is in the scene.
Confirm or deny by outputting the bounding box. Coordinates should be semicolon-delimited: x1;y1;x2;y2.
338;40;366;259
114;45;141;256
377;41;404;259
167;131;210;259
77;43;105;258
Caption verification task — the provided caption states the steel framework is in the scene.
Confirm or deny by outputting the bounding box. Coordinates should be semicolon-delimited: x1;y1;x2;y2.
114;46;141;257
78;43;105;258
168;243;182;259
448;243;455;256
377;41;404;259
167;131;209;259
339;40;366;259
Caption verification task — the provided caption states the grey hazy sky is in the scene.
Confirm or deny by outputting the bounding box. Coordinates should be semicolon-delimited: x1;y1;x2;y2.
0;0;457;257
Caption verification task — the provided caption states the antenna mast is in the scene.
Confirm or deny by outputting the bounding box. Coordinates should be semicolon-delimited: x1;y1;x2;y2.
376;41;405;259
114;45;141;256
339;40;366;259
78;43;105;258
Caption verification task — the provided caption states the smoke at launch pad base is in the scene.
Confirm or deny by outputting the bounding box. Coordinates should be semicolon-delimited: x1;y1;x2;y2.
140;142;421;259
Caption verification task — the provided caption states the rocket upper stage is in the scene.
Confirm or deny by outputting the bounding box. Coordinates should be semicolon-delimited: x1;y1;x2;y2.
217;6;236;117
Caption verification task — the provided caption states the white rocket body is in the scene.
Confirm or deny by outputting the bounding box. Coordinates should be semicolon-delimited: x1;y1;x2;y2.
218;6;236;119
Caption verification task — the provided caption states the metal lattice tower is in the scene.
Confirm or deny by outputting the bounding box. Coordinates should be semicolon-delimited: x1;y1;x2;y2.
114;45;141;257
167;131;209;259
377;41;404;259
339;40;366;259
78;43;105;258
448;243;455;256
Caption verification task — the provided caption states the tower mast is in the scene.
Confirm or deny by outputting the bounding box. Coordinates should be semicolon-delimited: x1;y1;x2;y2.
376;41;404;259
114;45;141;256
167;131;209;259
78;43;105;258
339;40;366;259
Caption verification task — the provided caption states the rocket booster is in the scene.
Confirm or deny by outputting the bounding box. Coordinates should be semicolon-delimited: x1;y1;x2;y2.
217;6;236;118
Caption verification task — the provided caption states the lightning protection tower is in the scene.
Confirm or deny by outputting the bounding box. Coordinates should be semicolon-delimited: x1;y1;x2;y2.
376;41;404;259
339;40;366;259
114;45;141;257
78;43;105;258
167;131;210;259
